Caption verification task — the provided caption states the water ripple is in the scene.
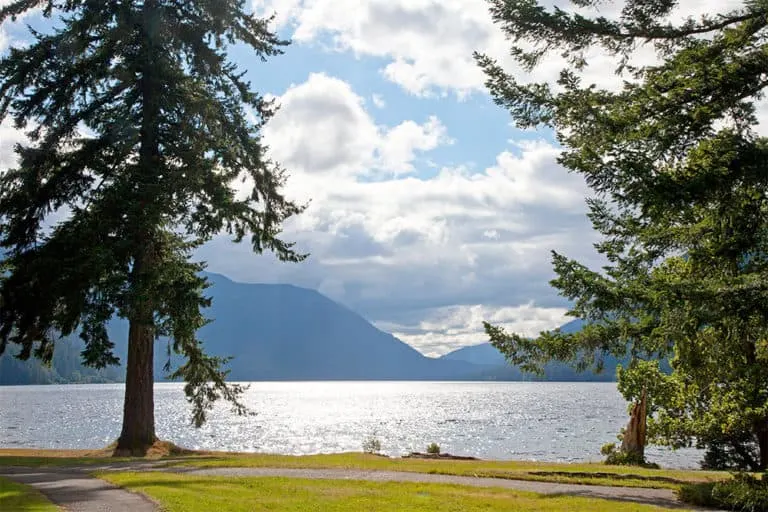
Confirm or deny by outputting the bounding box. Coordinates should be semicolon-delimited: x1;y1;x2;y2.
0;381;702;468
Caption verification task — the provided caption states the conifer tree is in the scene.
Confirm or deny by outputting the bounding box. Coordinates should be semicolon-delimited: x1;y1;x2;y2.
0;0;305;453
478;0;768;469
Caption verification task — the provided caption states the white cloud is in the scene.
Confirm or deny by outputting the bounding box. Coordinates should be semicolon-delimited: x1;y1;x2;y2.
378;303;570;357
0;1;41;54
264;73;451;178
0;27;8;53
378;116;451;174
253;0;746;97
371;94;386;109
200;73;600;355
253;0;496;96
0;119;25;172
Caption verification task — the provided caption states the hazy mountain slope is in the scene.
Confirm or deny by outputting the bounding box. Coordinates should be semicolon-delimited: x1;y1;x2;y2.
2;275;634;384
439;319;636;382
1;273;480;383
0;337;123;385
193;273;480;380
441;319;584;366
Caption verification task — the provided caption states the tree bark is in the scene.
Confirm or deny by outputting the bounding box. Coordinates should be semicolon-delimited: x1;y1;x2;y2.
621;389;647;461
115;238;158;455
115;313;156;455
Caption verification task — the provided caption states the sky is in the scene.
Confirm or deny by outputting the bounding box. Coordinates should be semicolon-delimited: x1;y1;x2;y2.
0;0;754;356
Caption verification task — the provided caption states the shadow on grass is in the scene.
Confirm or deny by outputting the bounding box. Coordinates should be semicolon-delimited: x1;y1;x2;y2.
0;492;43;512
0;476;56;511
541;490;696;510
529;470;691;486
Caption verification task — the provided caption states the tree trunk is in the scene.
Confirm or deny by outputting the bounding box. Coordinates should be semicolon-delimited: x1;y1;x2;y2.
116;243;157;455
621;389;647;461
115;316;156;455
114;0;161;457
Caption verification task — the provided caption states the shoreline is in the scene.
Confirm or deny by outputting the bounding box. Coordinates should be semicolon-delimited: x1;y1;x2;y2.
0;446;702;471
0;379;621;387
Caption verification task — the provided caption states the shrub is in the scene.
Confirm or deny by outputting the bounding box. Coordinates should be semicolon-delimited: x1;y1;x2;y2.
600;442;659;468
699;430;761;471
426;442;441;455
362;435;382;454
678;481;718;508
679;473;768;512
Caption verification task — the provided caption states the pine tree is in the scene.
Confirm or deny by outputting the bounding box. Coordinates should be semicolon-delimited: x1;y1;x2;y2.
478;0;768;469
0;0;305;454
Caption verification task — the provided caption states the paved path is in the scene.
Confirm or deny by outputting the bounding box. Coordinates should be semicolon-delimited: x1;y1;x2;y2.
1;466;158;512
1;463;722;511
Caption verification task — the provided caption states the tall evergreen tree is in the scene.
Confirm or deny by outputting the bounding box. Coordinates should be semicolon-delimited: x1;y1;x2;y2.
477;0;768;469
0;0;305;453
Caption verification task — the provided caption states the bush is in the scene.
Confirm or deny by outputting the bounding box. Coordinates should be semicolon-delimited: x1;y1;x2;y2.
426;442;441;455
700;431;761;471
362;435;382;454
679;473;768;512
600;442;659;468
678;481;718;508
601;442;617;457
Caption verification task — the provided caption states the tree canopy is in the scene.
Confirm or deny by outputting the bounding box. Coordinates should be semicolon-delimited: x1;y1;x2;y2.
478;0;768;470
0;0;305;452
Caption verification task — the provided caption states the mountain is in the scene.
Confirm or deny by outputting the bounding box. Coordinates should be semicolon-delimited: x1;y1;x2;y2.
0;337;124;385
441;318;584;367
1;273;482;384
191;273;482;380
442;342;507;367
0;273;622;384
439;319;625;382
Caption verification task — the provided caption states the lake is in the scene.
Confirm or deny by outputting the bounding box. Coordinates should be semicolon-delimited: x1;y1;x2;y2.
0;381;702;468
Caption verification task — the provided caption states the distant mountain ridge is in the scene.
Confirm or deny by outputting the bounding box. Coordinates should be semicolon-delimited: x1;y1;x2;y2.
441;317;585;366
0;273;617;384
192;273;483;381
438;319;618;382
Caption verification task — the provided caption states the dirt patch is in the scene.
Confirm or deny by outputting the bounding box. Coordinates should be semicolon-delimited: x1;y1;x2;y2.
110;440;203;459
403;452;480;461
1;440;207;460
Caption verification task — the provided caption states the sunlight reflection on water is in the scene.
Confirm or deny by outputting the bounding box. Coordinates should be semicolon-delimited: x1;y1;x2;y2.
0;381;702;468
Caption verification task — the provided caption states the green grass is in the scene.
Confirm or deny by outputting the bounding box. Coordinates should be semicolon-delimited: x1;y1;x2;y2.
0;449;731;491
163;452;729;490
98;471;679;512
0;476;59;511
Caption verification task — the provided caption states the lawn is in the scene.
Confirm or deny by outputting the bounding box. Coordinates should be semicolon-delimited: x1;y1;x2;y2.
0;449;730;490
0;476;58;511
98;471;679;512
162;452;729;490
